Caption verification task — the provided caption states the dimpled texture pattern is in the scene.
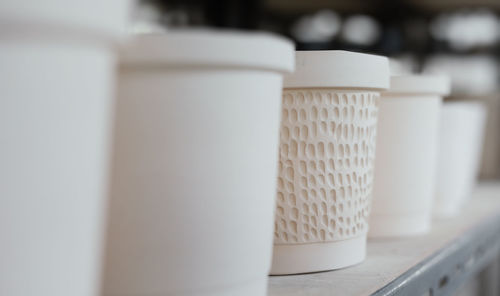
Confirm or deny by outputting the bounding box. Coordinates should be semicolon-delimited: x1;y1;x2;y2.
274;89;379;244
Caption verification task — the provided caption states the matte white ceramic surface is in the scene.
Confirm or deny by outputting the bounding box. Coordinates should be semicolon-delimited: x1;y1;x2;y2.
283;50;389;89
369;75;450;238
0;0;132;39
434;102;486;218
0;1;130;293
272;50;389;275
103;31;294;296
1;41;115;296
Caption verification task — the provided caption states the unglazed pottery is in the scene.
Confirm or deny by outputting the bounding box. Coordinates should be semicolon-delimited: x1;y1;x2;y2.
271;51;389;275
369;75;450;237
0;1;131;295
434;102;486;218
103;31;294;296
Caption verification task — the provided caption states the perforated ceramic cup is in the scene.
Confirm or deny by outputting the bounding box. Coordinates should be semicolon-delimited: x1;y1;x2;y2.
369;75;450;238
271;51;389;275
434;102;486;218
0;1;131;296
103;31;294;296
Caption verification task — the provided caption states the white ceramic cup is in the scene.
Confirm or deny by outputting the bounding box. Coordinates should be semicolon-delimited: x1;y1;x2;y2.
271;51;389;275
369;75;450;237
0;2;131;296
102;31;294;296
434;102;486;218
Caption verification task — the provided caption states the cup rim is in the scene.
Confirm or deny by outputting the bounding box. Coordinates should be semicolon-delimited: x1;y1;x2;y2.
283;50;390;90
119;29;295;73
386;75;451;96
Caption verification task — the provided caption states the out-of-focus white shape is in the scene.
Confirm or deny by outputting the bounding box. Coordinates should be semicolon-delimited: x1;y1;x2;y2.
290;9;341;43
0;0;132;296
430;13;450;41
423;55;499;95
430;10;500;51
129;2;166;34
370;75;450;237
389;55;417;75
0;0;132;38
341;15;381;46
434;102;487;218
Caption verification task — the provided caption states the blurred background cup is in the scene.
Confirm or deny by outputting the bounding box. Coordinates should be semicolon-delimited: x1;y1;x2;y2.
102;31;294;296
423;55;500;180
434;102;487;218
0;1;131;295
369;75;450;237
271;51;389;274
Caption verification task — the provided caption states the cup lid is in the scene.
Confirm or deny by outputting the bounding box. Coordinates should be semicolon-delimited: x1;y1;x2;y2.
120;30;295;73
283;50;389;90
388;75;450;95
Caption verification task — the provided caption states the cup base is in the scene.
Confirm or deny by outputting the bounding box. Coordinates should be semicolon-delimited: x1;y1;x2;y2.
270;236;366;275
368;212;431;238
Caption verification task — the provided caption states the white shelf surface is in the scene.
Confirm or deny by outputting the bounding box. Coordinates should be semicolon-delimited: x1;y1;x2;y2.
268;182;500;296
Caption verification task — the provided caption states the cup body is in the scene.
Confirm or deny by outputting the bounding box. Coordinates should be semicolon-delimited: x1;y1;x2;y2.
434;102;486;218
369;94;442;237
0;38;116;296
102;32;293;296
271;89;380;274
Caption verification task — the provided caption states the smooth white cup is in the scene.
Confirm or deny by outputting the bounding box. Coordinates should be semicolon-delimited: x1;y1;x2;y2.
271;51;389;275
369;75;450;237
434;102;486;218
102;31;294;296
0;1;131;296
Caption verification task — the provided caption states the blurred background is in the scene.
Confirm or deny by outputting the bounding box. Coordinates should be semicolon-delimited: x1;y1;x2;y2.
130;0;500;182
